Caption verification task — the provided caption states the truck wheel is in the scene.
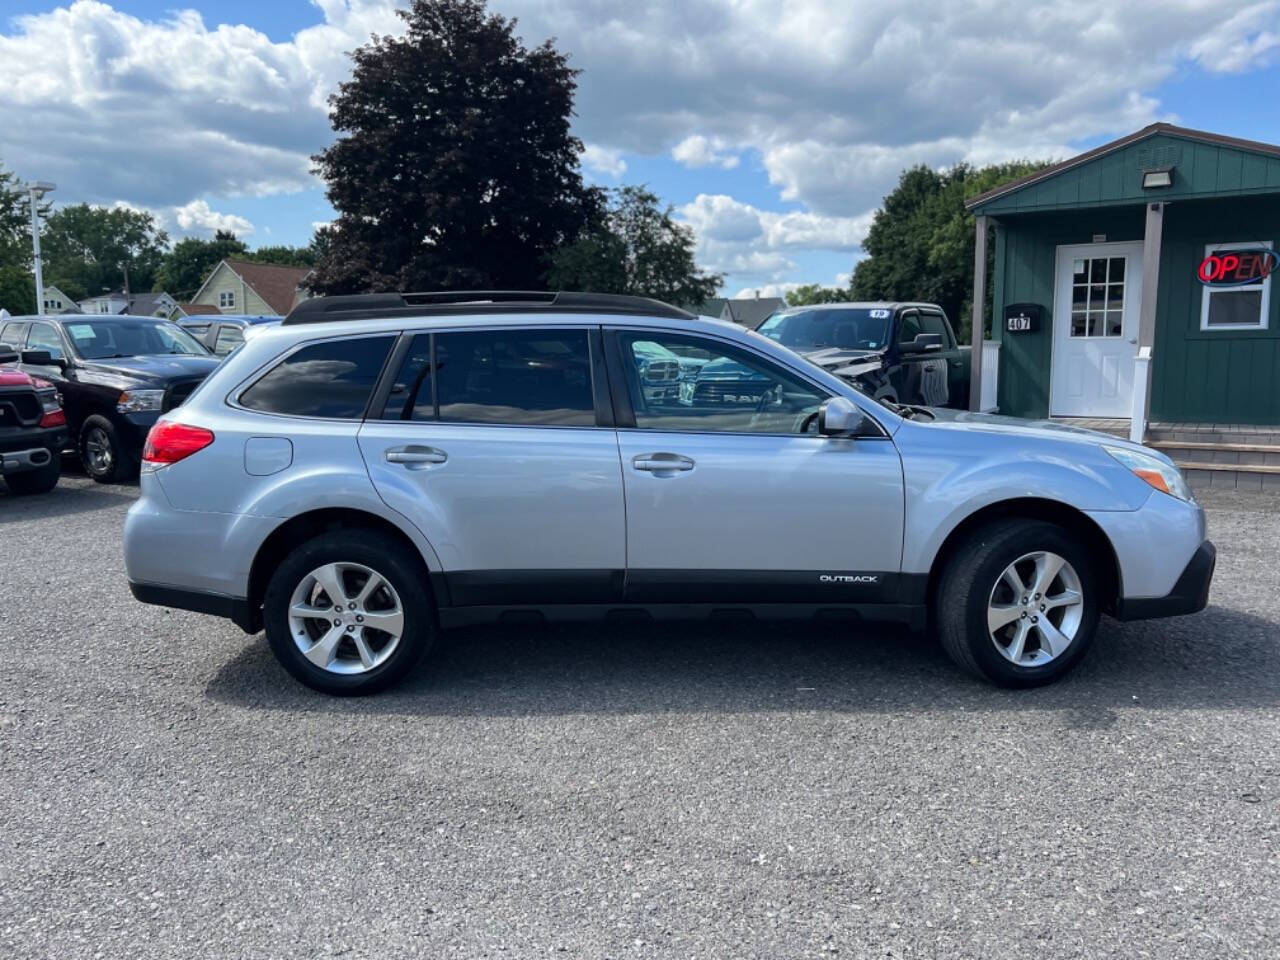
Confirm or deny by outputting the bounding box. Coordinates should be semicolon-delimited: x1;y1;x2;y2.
3;456;60;495
263;530;435;695
936;520;1099;688
79;415;137;483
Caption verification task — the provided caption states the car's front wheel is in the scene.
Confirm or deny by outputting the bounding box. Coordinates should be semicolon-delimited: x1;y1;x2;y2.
936;520;1099;687
263;530;435;695
79;415;137;483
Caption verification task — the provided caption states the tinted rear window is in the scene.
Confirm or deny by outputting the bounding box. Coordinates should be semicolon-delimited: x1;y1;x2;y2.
240;336;393;418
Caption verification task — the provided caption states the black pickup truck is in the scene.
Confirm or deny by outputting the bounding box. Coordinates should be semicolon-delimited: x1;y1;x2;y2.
0;344;67;495
0;315;218;483
754;301;969;408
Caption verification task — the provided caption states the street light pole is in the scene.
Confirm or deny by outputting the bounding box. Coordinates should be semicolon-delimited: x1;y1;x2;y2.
27;181;56;316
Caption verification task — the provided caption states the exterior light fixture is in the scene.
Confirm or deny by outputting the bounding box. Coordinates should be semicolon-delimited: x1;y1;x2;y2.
1142;167;1174;189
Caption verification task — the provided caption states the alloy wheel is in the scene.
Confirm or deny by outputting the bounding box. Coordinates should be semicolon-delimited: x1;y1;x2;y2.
84;427;114;475
287;562;405;675
986;550;1084;667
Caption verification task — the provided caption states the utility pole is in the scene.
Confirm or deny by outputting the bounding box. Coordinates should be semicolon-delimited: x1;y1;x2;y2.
27;181;56;316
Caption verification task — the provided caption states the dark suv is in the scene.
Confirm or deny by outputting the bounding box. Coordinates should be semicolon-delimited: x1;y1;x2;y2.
0;315;218;482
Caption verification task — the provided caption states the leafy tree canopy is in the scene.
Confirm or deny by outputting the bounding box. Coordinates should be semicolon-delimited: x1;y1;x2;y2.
785;283;856;307
851;160;1049;341
547;186;722;305
309;0;601;295
153;231;248;300
41;203;169;303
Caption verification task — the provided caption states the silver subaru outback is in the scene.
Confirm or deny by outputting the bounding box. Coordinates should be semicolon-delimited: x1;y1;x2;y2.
124;292;1214;695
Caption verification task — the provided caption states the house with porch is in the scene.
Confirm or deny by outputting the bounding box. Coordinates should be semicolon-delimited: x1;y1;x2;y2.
966;123;1280;490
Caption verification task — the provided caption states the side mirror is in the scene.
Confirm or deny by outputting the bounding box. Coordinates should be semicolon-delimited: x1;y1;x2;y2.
818;396;866;437
21;349;55;365
900;332;943;355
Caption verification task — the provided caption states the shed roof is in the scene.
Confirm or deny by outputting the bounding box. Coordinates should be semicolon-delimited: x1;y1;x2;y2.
967;123;1280;216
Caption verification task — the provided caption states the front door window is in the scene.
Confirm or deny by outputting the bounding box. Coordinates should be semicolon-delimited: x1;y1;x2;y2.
1069;256;1126;339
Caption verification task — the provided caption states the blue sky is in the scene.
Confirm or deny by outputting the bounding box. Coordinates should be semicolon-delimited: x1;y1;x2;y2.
2;1;1278;298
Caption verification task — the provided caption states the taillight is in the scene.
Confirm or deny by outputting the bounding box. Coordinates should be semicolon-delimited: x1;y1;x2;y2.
143;421;215;464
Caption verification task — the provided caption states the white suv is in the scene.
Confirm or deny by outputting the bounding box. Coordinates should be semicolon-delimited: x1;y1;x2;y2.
124;292;1214;695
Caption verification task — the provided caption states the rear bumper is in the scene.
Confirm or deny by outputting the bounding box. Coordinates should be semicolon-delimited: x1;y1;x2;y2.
129;580;260;634
1114;540;1216;621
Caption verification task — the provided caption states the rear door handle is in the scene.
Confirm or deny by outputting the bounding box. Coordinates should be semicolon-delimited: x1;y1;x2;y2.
632;453;695;473
386;445;447;467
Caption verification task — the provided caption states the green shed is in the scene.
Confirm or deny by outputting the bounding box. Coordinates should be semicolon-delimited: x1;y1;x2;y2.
964;123;1280;441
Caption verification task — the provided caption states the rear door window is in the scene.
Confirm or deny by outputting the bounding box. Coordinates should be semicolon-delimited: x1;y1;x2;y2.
381;329;595;426
239;336;394;419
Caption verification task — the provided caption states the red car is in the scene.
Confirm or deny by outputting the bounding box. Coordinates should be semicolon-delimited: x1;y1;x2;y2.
0;345;67;495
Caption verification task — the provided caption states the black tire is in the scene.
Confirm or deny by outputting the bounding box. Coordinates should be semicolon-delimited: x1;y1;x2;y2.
79;414;138;483
936;519;1099;688
263;530;435;695
3;456;60;495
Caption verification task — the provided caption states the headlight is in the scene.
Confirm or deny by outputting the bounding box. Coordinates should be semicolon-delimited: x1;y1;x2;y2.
1104;445;1193;501
117;389;166;413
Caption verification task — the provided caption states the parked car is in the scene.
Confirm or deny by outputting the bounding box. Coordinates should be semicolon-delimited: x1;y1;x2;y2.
0;315;219;483
177;315;279;356
756;302;968;408
125;291;1213;696
0;342;67;495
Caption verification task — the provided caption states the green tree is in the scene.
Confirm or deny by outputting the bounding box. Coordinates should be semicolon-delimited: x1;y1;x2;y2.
547;186;721;304
785;283;855;307
0;164;46;315
0;266;35;316
41;203;169;302
246;244;318;268
310;0;602;294
851;160;1048;342
153;230;249;300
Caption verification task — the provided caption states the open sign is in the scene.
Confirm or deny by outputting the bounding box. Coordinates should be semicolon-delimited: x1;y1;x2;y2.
1197;249;1278;287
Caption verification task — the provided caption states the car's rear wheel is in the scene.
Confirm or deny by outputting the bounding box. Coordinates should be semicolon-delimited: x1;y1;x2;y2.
79;415;137;483
3;456;60;495
936;520;1099;687
263;530;435;695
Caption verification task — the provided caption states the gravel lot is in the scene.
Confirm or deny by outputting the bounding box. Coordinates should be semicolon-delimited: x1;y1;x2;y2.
2;471;1278;959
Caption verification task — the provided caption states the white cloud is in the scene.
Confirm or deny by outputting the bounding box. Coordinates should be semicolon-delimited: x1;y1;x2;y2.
173;199;254;236
677;194;870;283
672;135;740;170
581;144;627;180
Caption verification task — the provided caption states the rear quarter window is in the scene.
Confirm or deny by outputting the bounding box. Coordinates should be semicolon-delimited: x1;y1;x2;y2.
239;336;394;419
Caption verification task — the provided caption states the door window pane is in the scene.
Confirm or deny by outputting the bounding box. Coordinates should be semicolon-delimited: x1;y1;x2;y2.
240;336;393;418
381;334;435;420
919;312;954;348
1108;257;1125;283
620;333;826;434
25;323;64;358
897;312;922;344
1070;312;1087;337
213;325;245;355
435;330;594;426
1106;312;1123;337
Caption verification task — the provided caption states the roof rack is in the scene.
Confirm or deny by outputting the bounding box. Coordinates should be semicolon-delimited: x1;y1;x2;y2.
281;290;695;325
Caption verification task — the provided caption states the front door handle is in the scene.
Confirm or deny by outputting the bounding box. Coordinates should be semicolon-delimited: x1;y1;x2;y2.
633;453;695;474
385;445;447;468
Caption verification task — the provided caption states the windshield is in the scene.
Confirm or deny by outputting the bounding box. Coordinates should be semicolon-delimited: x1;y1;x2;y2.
757;308;892;351
63;319;208;359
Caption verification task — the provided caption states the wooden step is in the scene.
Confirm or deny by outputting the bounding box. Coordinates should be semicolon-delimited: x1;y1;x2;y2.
1173;460;1280;474
1149;440;1280;453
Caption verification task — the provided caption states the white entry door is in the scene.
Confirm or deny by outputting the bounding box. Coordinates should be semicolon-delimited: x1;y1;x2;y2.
1050;242;1143;418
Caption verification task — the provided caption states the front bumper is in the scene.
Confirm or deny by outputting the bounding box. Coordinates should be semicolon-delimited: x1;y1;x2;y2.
1114;540;1216;621
1;425;66;473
